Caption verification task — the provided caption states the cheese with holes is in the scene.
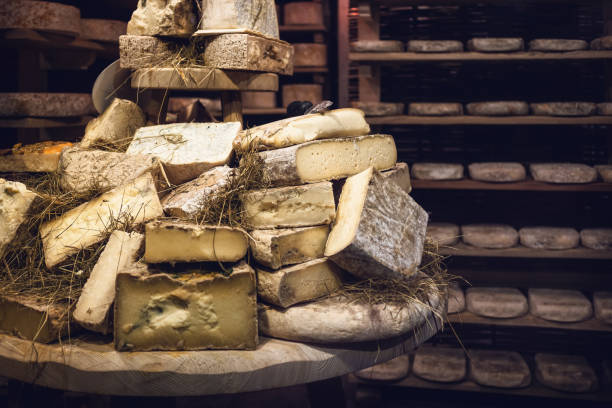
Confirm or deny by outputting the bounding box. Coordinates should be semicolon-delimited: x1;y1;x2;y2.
427;223;460;246
250;226;329;269
325;168;428;280
413;347;466;383
528;288;593;322
40;173;163;269
0;179;37;259
594;292;612;324
257;258;343;308
127;122;241;184
258;134;397;186
462;224;518;249
355;355;410;381
469;350;531;388
0;295;71;343
530;163;597;184
381;162;411;194
519;227;579;250
127;0;197;37
236;108;369;151
144;220;248;263
535;354;598;393
468;162;526;182
466;287;528;319
74;231;143;334
580;228;612;250
81;98;145;150
242;182;335;228
411;163;463;180
115;261;257;351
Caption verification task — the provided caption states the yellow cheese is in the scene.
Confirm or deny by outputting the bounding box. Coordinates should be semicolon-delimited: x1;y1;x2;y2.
0;178;37;259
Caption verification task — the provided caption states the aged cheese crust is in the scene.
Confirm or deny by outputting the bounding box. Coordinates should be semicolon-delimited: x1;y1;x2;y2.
198;0;279;39
528;288;593;323
469;350;531;388
530;102;596;116
0;1;81;36
467;38;524;52
0;179;37;259
80;19;127;43
580;228;612;250
411;163;464;180
351;102;404;117
0;295;71;343
535;354;598;393
144;220;248;263
354;355;410;381
427;223;460;246
119;35;185;69
448;283;465;314
407;40;463;53
408;103;463;116
461;224;518;249
0;93;95;118
468;162;526;182
127;0;197;37
249;226;329;269
412;346;466;383
381;162;411;194
350;40;404;52
81;98;145;150
593;292;612;324
256;258;343;308
529;163;597;184
466;101;529;116
466;287;528;319
591;36;612;50
519;227;579;250
528;39;588;52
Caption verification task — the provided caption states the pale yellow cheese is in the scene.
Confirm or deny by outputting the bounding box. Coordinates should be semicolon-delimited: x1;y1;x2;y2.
0;179;37;259
249;226;329;269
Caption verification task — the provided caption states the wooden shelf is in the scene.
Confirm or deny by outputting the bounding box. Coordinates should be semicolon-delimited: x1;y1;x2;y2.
0;116;93;128
366;115;612;125
350;51;612;63
439;243;612;260
0;29;116;55
279;25;327;32
412;179;612;192
294;66;329;73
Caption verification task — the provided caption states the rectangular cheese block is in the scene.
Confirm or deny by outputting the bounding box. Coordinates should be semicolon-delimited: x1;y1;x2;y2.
144;220;248;263
114;261;258;351
126;122;241;184
73;231;144;334
40;173;163;269
250;226;330;270
241;182;335;229
235;108;369;152
381;162;411;194
119;35;185;69
256;258;343;308
0;179;37;259
259;134;397;186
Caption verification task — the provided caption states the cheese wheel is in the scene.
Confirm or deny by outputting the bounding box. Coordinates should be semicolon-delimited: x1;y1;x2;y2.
469;350;531;388
354;355;410;381
293;43;327;67
0;1;81;36
461;224;518;249
580;228;612;250
466;287;528;319
351;40;404;52
591;36;612;50
594;292;612;324
597;103;612;115
467;38;524;52
466;101;528;116
407;40;463;53
468;162;526;182
409;103;463;116
528;288;593;323
282;84;322;107
411;163;464;180
242;92;277;108
529;163;597;184
519;227;579;250
529;39;588;52
413;347;466;383
352;102;404;116
448;283;465;314
535;354;598;393
530;102;596;116
427;222;460;246
283;2;323;25
0;93;95;118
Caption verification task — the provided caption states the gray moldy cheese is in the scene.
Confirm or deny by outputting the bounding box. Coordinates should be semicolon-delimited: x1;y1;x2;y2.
591;36;612;50
528;39;588;52
256;258;343;308
528;288;593;323
0;179;38;259
529;163;597;184
293;43;326;67
469;350;531;388
80;19;127;43
119;35;185;69
519;227;579;250
325;168;428;281
198;0;279;39
408;103;463;116
427;223;460;246
581;228;612;250
127;0;197;37
468;162;526;182
466;287;528;319
381;162;412;194
407;40;463;53
535;354;598;393
0;295;71;343
40;173;163;269
81;98;145;150
411;163;464;180
144;220;248;263
282;84;322;108
530;102;596;116
354;355;410;381
467;38;524;52
242;182;335;229
594;292;612;324
257;134;397;187
283;2;323;25
448;283;465;314
466;101;528;116
0;1;81;36
350;40;404;52
461;224;518;249
249;226;329;270
351;102;405;117
412;347;467;383
0;93;94;118
114;261;258;351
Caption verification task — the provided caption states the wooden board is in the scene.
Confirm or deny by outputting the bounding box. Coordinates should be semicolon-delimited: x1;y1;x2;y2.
411;179;612;192
131;68;279;91
350;51;612;62
439;243;612;260
366;115;612;126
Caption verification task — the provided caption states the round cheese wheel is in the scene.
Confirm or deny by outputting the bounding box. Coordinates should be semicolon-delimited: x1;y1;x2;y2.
293;43;327;67
0;93;95;118
242;92;277;108
0;1;81;36
283;2;323;25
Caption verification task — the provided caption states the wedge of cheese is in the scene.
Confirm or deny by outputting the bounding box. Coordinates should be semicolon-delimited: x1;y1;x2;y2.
126;122;241;185
40;173;163;269
0;179;38;259
0;141;72;172
144;220;248;263
114;261;257;351
381;162;412;194
235;108;369;152
325;168;428;281
257;258;343;308
250;226;329;269
258;134;397;186
242;182;335;229
81;98;145;150
73;231;144;334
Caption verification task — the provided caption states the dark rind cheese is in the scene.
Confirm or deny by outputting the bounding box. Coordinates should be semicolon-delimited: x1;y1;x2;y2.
407;40;463;53
466;287;528;319
413;346;466;383
469;350;531;388
528;288;593;323
535;354;598;393
468;162;526;182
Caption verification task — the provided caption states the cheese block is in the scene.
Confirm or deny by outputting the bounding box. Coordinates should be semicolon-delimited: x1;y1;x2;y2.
126;122;241;185
407;40;463;53
466;287;528;319
413;346;466;383
40;173;163;269
408;103;463;116
427;223;460;246
467;38;524;52
591;36;612;50
127;0;197;37
161;166;234;219
144;220;248;263
73;231;143;334
529;163;597;184
351;102;404;117
257;134;397;186
80;19;127;43
197;0;279;39
0;1;81;36
58;148;162;195
461;224;518;249
529;39;588;52
469;350;531;388
354;355;410;382
119;35;185;69
293;43;326;67
535;354;598;393
580;228;612;250
237;108;369;152
203;34;293;75
283;2;323;25
249;225;329;269
448;283;465;314
468;162;526;182
0;93;95;117
0;179;37;259
241;182;335;228
350;40;404;52
530;102;596;116
594;292;612;324
0;295;71;343
256;258;343;308
597;103;612;116
81;98;145;150
381;162;412;194
259;286;444;343
325;168;428;281
282;84;322;107
466;101;528;116
242;92;277;109
114;261;258;351
411;163;464;180
519;227;579;250
0;141;72;172
528;288;593;323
